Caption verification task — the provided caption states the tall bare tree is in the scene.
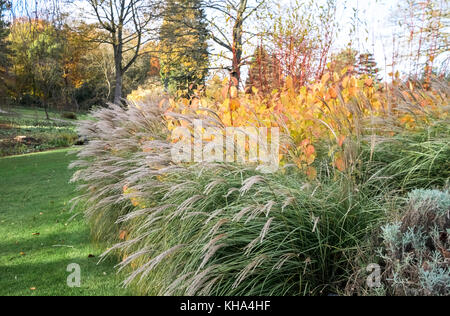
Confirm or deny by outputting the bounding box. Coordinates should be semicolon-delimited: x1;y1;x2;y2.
84;0;160;104
202;0;266;88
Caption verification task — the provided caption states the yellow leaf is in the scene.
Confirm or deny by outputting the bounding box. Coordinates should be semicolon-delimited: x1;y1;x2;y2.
342;76;349;88
306;154;316;165
333;72;340;82
321;73;331;85
285;76;294;90
230;86;238;99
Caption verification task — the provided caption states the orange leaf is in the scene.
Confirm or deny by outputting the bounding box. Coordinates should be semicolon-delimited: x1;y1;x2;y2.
338;135;346;147
329;87;338;99
300;139;311;147
334;156;346;172
119;230;128;241
306;166;317;181
305;145;316;156
230;99;241;111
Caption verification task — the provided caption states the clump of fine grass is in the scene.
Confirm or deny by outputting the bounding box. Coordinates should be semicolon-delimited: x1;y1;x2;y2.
112;165;385;296
333;80;450;194
365;122;450;191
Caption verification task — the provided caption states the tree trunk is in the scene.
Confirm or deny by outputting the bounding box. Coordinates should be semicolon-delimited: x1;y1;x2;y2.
113;38;124;105
44;100;50;120
114;70;123;105
231;2;245;87
231;54;241;87
231;29;242;87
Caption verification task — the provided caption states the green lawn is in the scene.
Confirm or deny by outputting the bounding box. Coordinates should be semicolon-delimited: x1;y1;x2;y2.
0;149;130;296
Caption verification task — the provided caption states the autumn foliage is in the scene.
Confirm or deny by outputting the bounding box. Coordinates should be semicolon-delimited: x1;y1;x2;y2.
160;69;448;181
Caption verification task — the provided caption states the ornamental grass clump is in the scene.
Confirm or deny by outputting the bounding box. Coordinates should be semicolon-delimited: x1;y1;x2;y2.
110;166;384;296
358;119;450;195
359;81;450;193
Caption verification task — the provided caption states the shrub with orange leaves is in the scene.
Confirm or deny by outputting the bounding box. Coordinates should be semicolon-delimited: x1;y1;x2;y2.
166;70;448;180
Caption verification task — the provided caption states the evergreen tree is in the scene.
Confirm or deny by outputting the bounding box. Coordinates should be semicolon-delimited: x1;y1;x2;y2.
159;0;209;95
330;48;380;80
357;53;380;79
245;45;280;95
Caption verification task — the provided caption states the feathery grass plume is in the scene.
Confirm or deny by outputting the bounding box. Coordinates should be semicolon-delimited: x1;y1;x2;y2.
69;98;172;242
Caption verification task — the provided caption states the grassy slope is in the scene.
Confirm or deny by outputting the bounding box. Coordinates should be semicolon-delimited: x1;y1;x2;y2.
1;106;90;121
0;106;82;157
0;149;130;296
